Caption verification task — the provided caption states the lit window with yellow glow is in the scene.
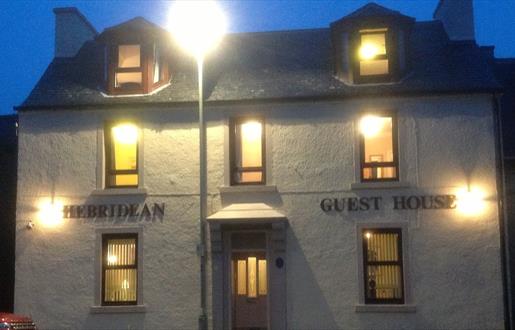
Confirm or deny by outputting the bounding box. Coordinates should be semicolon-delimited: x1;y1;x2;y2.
358;29;389;76
231;118;265;185
102;234;138;305
105;122;139;188
115;45;142;89
359;114;398;181
363;229;404;304
233;255;267;298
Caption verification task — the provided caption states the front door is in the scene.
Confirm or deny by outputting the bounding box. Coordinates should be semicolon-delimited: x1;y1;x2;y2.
230;232;268;330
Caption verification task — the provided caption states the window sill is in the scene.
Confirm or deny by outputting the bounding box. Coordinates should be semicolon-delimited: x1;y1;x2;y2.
354;304;416;313
90;305;147;314
219;185;278;194
350;181;409;190
91;188;148;196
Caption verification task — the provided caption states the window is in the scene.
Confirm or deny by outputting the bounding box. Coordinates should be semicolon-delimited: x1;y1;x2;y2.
359;113;398;181
115;45;142;90
358;28;389;77
105;122;139;188
362;228;404;304
102;234;138;305
233;254;267;298
230;118;265;185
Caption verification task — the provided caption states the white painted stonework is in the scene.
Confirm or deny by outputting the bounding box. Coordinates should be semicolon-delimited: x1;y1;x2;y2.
15;94;505;329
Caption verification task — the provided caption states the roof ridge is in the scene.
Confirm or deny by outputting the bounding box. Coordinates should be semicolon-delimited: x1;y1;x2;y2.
226;27;328;37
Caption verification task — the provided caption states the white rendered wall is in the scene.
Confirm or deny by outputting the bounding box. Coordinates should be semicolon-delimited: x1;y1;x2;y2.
15;94;504;329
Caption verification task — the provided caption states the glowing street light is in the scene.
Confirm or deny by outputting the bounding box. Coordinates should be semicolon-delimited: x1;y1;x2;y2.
168;1;226;61
168;2;226;328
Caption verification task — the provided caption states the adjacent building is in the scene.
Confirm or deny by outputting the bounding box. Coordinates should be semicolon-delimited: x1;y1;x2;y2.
13;1;508;329
0;115;17;313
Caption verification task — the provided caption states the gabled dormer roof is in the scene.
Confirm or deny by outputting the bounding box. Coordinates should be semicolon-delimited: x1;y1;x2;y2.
331;2;415;29
96;17;169;43
346;3;405;19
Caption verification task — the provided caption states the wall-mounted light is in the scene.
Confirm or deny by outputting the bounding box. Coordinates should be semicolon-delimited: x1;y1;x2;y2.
38;198;65;228
456;187;486;216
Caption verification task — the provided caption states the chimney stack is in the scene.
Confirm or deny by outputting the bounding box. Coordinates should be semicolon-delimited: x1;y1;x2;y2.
53;7;97;58
433;0;475;41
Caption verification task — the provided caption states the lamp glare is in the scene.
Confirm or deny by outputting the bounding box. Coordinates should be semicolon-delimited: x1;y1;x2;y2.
168;0;227;59
112;123;138;145
38;199;64;228
242;121;262;142
359;115;383;138
456;187;486;216
359;43;379;60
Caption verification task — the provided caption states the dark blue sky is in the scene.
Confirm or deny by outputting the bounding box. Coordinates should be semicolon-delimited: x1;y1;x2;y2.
1;0;514;115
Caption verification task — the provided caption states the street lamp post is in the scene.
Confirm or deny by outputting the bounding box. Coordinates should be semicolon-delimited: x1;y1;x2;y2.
168;2;226;329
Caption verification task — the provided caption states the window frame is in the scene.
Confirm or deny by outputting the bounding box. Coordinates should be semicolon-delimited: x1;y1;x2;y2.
229;117;266;186
359;111;399;182
362;228;404;305
101;233;139;306
113;44;144;94
353;28;395;84
104;121;140;189
152;43;163;86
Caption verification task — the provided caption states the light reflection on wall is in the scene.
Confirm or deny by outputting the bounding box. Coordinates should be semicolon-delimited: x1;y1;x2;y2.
456;187;486;216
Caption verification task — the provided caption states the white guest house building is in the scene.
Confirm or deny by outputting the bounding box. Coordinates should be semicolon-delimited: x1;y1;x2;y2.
14;1;508;329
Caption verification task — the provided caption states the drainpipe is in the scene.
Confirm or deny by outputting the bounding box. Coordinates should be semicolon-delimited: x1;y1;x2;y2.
492;92;512;330
198;58;208;330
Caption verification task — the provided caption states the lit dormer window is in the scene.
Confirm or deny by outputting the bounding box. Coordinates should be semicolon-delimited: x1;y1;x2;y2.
106;41;169;95
115;45;142;90
330;3;415;85
358;29;389;77
99;17;171;95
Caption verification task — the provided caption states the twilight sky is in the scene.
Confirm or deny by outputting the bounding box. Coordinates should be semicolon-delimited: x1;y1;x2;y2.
1;0;514;115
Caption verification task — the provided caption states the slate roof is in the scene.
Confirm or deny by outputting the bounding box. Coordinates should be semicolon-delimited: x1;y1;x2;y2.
96;16;169;42
18;10;501;110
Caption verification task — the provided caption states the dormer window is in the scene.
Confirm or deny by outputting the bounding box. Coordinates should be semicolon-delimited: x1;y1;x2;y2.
353;28;393;84
115;45;143;89
106;41;170;95
99;17;171;96
329;3;415;85
358;29;389;77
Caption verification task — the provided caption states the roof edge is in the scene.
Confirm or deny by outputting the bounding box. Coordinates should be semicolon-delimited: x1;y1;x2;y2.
433;0;445;19
14;88;503;113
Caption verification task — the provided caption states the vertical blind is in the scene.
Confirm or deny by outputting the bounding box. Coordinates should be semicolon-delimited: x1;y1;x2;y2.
364;230;403;302
103;236;137;304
